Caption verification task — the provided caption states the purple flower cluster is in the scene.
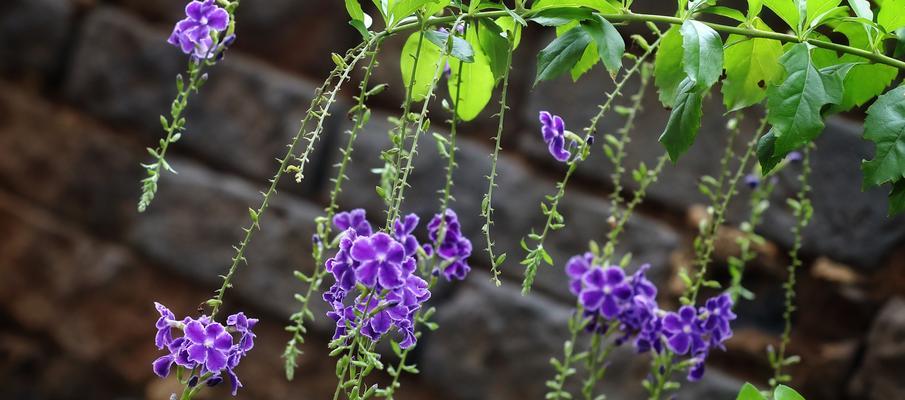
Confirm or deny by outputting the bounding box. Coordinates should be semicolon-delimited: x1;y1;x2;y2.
324;209;472;348
539;111;572;162
152;303;256;395
168;0;230;59
565;254;736;381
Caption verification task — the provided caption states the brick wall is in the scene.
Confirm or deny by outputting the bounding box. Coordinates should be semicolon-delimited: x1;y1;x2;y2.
2;1;905;399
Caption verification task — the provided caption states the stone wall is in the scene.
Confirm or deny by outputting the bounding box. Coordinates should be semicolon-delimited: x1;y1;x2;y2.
2;1;905;399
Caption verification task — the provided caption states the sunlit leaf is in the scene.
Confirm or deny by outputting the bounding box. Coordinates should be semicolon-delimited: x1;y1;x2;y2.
401;32;443;102
722;19;784;111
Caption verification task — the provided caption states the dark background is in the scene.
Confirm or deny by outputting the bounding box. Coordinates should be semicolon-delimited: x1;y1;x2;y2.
2;0;905;398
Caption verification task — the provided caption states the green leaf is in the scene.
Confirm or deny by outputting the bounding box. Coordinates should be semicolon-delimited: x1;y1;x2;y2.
758;129;786;174
531;0;622;14
748;0;764;18
529;7;593;26
765;43;838;156
401;32;443;102
424;29;475;62
773;385;806;400
806;0;841;27
391;0;442;21
764;0;801;32
861;84;905;187
659;78;704;161
680;20;724;90
736;383;767;400
831;22;899;111
495;17;523;48
722;19;784;111
847;0;873;20
478;18;511;80
346;0;365;21
879;0;905;32
701;5;747;22
582;14;624;77
654;26;685;107
888;180;905;215
449;25;495;121
570;39;600;81
535;25;593;84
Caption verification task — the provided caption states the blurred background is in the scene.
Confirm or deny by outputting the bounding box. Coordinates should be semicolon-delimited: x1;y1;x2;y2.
2;0;905;399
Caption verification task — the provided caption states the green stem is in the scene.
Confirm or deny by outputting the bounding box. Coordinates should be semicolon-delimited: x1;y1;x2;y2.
771;147;813;387
483;30;517;287
207;40;373;318
387;11;905;71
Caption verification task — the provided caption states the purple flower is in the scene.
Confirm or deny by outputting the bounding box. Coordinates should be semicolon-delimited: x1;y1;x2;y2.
227;312;258;353
787;151;803;163
579;267;632;318
700;294;736;346
350;232;407;289
168;0;230;59
627;264;657;299
744;174;760;188
687;355;707;381
565;252;594;296
393;213;421;257
662;306;706;355
334;208;373;237
428;209;473;281
539;111;571;162
154;302;176;349
185;320;233;373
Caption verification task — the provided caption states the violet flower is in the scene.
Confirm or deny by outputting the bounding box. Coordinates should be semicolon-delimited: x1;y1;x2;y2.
662;306;706;355
428;209;473;281
700;293;736;347
565;252;594;296
539;111;571;162
580;266;632;319
350;232;407;289
334;208;373;237
168;0;230;59
744;174;760;188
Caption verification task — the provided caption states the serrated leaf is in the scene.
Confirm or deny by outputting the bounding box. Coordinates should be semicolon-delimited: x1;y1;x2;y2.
449;25;495;121
529;7;593;26
401;32;443;102
681;20;723;90
425;29;475;63
535;26;593;84
582;14;624;77
722;19;784;111
830;21;899;111
766;43;839;156
654;26;685;107
861;84;905;187
879;0;905;32
659;78;704;161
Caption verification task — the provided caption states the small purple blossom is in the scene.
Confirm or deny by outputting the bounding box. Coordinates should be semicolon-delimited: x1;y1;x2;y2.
539;111;571;162
334;208;373;237
787;151;803;163
662;306;706;355
151;304;254;395
351;232;407;289
700;293;736;347
168;0;230;59
428;209;473;281
579;267;632;318
744;174;760;189
565;252;593;296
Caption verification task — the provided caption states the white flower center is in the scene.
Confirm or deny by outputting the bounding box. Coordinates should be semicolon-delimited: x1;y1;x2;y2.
200;16;209;24
603;286;612;295
205;337;214;347
683;325;692;334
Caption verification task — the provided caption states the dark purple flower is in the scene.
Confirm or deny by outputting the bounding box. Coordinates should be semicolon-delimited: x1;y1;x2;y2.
428;209;473;281
326;229;360;291
565;252;594;296
168;0;230;59
393;213;421;257
580;267;632;318
687;355;707;381
154;302;176;349
350;232;407;289
744;174;760;188
700;293;736;346
184;320;233;373
634;315;664;354
662;306;705;355
227;312;258;353
628;264;657;299
539;111;571;162
334;208;373;237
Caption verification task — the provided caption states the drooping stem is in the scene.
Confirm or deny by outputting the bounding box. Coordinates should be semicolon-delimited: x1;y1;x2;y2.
206;40;373;319
483;28;518;287
686;118;768;305
770;147;813;388
521;34;662;295
581;322;619;399
282;39;384;380
546;310;589;399
728;174;777;303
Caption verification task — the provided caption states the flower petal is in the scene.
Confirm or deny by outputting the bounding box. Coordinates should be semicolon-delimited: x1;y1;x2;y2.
667;333;691;354
184;320;206;343
355;260;379;287
206;347;228;372
152;355;175;378
350;237;376;261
